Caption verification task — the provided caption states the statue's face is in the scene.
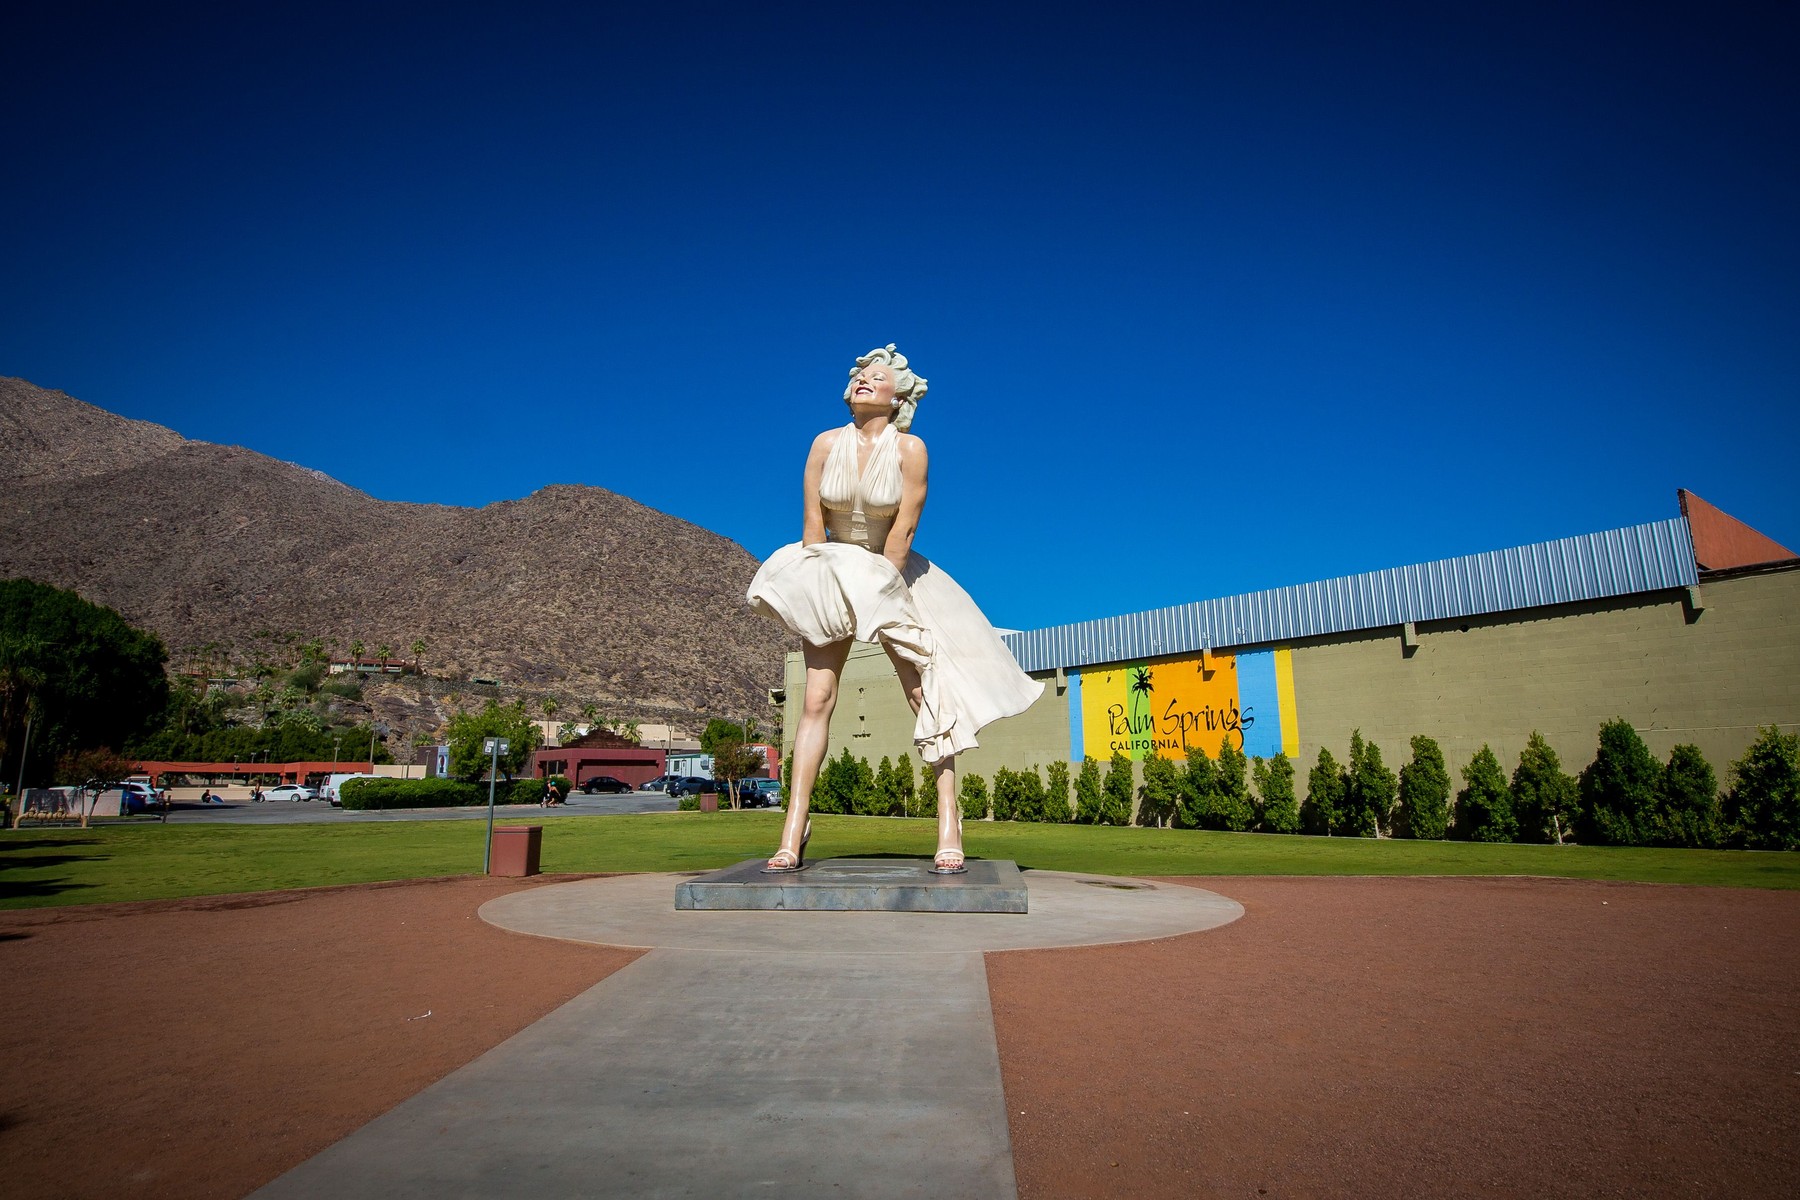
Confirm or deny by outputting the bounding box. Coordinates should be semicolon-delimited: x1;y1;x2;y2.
848;361;899;412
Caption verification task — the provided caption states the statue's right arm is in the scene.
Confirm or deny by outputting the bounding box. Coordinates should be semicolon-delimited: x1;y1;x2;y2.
800;430;832;546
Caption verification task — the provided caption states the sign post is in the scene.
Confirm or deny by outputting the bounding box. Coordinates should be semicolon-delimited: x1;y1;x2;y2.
483;737;510;873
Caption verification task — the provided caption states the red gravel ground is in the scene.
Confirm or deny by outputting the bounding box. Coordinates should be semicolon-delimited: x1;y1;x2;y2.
989;876;1800;1199
0;875;637;1200
2;873;1796;1199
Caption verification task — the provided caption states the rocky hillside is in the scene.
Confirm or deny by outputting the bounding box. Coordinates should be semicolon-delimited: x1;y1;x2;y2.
0;377;788;732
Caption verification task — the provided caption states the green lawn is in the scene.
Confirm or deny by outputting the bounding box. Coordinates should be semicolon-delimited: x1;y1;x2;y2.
3;812;1796;909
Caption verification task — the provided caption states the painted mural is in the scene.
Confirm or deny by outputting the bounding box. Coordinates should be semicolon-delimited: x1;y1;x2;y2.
1068;648;1300;762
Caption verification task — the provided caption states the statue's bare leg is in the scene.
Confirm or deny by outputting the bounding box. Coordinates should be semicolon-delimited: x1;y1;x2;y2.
883;643;965;870
770;637;850;869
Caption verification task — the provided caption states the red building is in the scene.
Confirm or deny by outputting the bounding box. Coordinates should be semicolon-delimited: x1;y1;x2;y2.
530;727;665;789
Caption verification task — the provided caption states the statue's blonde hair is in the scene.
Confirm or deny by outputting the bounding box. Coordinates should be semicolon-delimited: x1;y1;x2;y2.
844;343;928;431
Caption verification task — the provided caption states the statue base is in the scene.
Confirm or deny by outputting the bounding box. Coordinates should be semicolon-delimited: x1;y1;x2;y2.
674;857;1028;913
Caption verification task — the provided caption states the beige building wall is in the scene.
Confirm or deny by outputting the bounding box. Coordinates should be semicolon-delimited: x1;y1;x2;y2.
780;566;1798;798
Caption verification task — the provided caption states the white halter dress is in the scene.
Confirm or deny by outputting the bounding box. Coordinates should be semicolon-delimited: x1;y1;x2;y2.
746;422;1043;764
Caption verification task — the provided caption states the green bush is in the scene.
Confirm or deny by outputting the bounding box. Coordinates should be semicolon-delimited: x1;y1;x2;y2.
1724;727;1800;850
959;772;989;821
1176;746;1215;829
1073;757;1104;824
1213;737;1254;832
1394;735;1450;840
1043;761;1072;823
1302;747;1345;835
677;791;700;811
1344;731;1396;838
1579;719;1660;846
1252;753;1300;833
1016;765;1048;822
1138;754;1182;828
856;756;897;816
1650;744;1720;848
1455;745;1515;842
991;767;1020;822
548;774;572;797
1100;751;1134;826
337;777;553;810
813;748;867;815
1510;732;1578;844
895;755;919;817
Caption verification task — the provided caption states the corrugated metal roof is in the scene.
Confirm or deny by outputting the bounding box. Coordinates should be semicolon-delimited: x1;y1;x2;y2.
1002;516;1698;674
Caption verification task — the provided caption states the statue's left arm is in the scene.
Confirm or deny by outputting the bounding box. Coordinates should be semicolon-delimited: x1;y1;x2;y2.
884;434;928;574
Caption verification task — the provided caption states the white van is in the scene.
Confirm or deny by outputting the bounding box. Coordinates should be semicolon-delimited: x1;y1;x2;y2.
321;773;381;807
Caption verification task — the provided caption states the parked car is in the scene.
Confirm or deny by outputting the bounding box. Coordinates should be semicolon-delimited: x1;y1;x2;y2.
581;775;632;795
118;781;165;815
266;784;318;803
321;772;381;807
741;778;783;807
666;776;718;798
643;774;684;793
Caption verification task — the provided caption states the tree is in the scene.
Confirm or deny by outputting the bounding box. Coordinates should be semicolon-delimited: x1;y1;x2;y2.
1213;736;1254;832
1073;757;1104;823
375;643;393;666
445;700;540;780
349;638;365;662
1252;753;1300;834
1578;719;1660;846
1394;736;1450;840
895;754;918;817
1101;751;1134;826
700;717;753;755
1649;744;1720;848
2;579;169;788
1510;732;1578;844
1302;747;1345;836
54;745;137;787
959;771;990;821
814;748;868;814
411;639;427;672
1176;746;1215;830
1044;760;1072;822
542;696;559;720
1015;764;1048;822
870;756;902;816
1138;754;1182;828
712;738;767;810
580;702;598;723
1344;731;1397;838
1455;745;1515;842
1723;727;1800;850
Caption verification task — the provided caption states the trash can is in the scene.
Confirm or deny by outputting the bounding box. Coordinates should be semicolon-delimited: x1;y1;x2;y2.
699;793;719;813
490;824;543;877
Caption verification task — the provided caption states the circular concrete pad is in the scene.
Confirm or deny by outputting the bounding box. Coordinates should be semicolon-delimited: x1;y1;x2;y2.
480;868;1242;954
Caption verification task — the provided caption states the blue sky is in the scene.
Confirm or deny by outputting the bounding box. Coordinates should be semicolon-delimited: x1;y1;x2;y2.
5;1;1795;634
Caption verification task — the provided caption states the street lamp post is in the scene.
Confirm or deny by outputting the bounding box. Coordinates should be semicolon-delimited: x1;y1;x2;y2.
482;737;510;873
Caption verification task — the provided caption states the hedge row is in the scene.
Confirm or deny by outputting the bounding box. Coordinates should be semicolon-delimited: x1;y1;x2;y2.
339;776;547;810
785;722;1800;851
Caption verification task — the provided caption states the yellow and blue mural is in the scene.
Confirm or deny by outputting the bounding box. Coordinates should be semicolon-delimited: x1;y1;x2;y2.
1068;648;1300;762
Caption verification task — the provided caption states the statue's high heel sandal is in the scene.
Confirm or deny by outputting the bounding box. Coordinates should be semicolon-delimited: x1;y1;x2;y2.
763;820;811;873
931;847;967;875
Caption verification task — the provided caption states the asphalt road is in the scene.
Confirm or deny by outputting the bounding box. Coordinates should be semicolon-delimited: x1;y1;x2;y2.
155;790;693;825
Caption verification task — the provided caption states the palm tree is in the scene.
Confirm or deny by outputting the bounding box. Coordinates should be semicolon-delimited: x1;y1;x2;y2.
411;639;426;673
375;644;393;669
542;696;559;720
349;638;365;666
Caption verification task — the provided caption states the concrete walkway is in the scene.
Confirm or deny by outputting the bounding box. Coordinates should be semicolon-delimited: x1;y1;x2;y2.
253;869;1242;1199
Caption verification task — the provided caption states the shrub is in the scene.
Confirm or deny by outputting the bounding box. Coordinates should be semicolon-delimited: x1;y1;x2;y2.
341;777;482;810
1509;732;1579;844
1650;744;1720;848
1252;753;1300;833
1454;745;1515;842
548;774;572;797
1213;737;1254;832
1043;761;1072;823
1394;735;1450;840
896;755;918;817
991;767;1020;822
677;791;700;811
813;748;866;815
1344;731;1396;838
1578;719;1660;846
1101;751;1134;826
1138;754;1182;828
1176;746;1215;830
1019;765;1048;821
510;778;547;806
1073;757;1104;823
865;756;903;816
1723;727;1800;850
1302;747;1345;835
959;772;990;821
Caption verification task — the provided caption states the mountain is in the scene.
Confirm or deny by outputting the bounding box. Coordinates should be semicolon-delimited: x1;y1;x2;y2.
0;377;788;733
